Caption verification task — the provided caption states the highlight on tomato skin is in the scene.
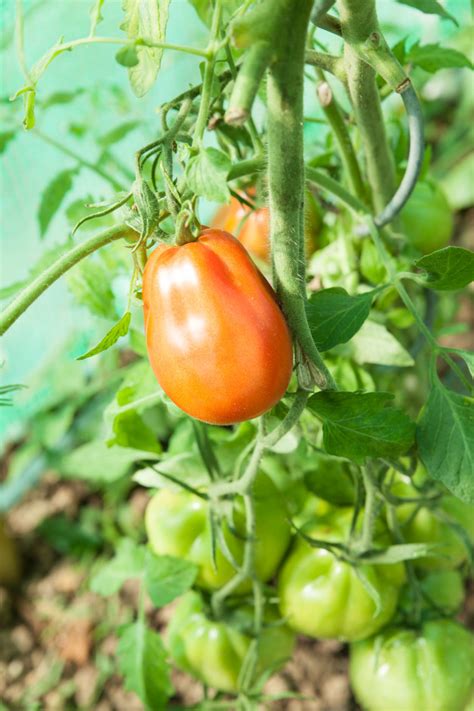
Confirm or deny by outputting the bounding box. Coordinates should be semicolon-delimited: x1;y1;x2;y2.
142;229;294;425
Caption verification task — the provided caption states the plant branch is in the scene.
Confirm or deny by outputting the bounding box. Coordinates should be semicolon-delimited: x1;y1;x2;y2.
192;1;222;148
0;224;134;335
305;50;345;81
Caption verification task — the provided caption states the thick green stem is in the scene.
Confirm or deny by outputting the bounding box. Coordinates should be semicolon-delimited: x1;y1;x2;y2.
226;41;272;125
266;0;336;391
337;0;396;212
306;165;366;213
192;1;222;148
305;50;345;81
0;224;133;335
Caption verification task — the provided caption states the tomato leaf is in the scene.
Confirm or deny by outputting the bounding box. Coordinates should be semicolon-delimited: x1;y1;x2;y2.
41;88;85;108
0;131;16;154
185;147;231;203
61;440;154;484
98;120;140;147
120;0;171;98
414;246;474;291
89;0;105;36
349;321;414;368
406;42;472;73
38;168;77;237
90;539;146;595
77;312;131;360
144;552;198;607
117;620;173;710
308;392;416;463
417;377;474;504
306;288;375;352
67;258;119;319
396;0;457;26
358;543;442;565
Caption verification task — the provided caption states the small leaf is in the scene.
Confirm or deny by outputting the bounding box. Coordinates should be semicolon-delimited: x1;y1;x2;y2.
98;120;140;147
306;287;374;352
61;440;155;484
116;44;140;68
89;0;105;36
359;543;441;565
396;0;457;25
406;42;472;73
350;320;414;368
120;0;171;97
117;620;173;710
90;539;146;595
415;246;474;291
186;147;231;202
77;312;131;360
30;38;70;83
308;391;416;463
0;131;16;154
417;376;474;504
144;552;198;607
38;168;77;237
41;88;85;108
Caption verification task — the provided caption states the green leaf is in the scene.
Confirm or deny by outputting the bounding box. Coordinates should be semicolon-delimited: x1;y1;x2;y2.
415;246;474;291
350;320;414;367
406;42;472;73
41;88;85;108
39;514;103;556
89;0;105;36
303;454;355;506
308;391;416;463
446;349;474;379
38;168;77;237
120;0;171;97
115;44;140;68
133;177;160;241
417;377;474;504
396;0;457;25
360;240;387;285
186;147;231;203
188;0;243;26
144;552;198;607
77;312;131;360
117;620;173;710
90;539;146;595
359;543;441;565
61;439;153;484
67;257;118;318
98;120;140;147
30;38;70;83
0;131;16;154
306;287;375;352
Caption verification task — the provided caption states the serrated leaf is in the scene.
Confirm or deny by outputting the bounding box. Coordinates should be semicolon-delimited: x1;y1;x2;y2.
90;0;105;36
407;42;472;73
61;440;156;484
90;539;146;595
98;120;140;147
308;391;416;463
0;131;16;154
417;377;474;504
359;543;441;565
38;168;77;237
186;147;231;202
117;621;173;710
396;0;457;25
120;0;171;98
144;552;197;607
350;320;414;367
116;44;140;68
77;312;131;360
415;246;474;291
306;287;374;352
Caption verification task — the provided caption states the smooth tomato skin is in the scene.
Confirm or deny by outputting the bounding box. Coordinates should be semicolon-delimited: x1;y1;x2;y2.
145;472;291;592
142;229;293;425
167;591;295;693
401;180;453;254
399;569;465;616
278;511;405;642
350;620;474;711
212;191;321;262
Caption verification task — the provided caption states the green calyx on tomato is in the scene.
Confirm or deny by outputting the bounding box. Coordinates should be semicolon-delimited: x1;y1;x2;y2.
278;510;405;642
400;179;453;254
145;472;291;592
350;619;474;711
167;591;295;693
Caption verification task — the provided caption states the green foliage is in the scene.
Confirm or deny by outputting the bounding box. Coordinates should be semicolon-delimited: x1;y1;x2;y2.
396;0;457;25
38;168;78;238
77;311;132;360
306;287;376;352
185;147;232;203
414;247;474;291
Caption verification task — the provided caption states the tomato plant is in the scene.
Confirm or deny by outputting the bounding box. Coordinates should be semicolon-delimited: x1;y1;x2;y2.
0;0;473;709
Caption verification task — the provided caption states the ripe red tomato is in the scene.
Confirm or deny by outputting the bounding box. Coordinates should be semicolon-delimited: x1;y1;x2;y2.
212;190;321;262
142;229;293;424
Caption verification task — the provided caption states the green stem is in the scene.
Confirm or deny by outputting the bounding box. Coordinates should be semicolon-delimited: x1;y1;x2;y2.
315;72;366;203
0;224;133;335
337;0;396;212
228;156;265;180
306;165;366;215
359;464;379;551
305;49;346;81
55;35;209;59
226;41;272;125
192;1;222;148
34;128;125;191
266;0;336;391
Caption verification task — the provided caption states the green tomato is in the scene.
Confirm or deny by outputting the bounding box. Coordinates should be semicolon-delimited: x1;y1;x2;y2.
401;180;453;254
392;477;474;571
350;620;474;711
167;591;295;693
278;510;405;642
145;472;291;591
398;569;465;616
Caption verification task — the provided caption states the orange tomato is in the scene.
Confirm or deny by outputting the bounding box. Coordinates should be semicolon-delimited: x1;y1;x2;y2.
211;191;321;262
142;229;293;425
